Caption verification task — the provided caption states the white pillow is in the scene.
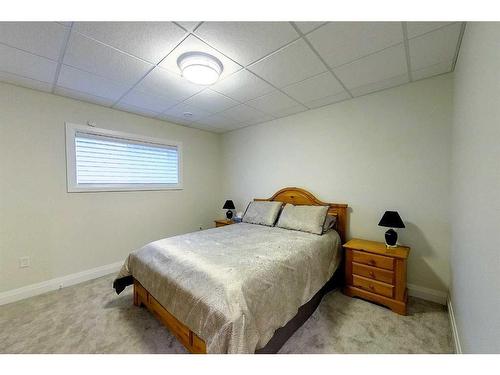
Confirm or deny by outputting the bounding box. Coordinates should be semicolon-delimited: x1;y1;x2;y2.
242;201;283;226
276;204;329;235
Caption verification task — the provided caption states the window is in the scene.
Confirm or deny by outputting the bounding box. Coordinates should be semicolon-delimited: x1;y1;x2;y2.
66;123;182;192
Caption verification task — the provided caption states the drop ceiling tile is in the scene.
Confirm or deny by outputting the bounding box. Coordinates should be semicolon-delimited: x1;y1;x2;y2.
350;74;409;97
117;88;178;113
73;22;186;64
57;65;131;101
248;39;326;88
409;23;461;71
406;22;454;39
176;22;201;31
159;34;242;81
157;112;194;126
195;113;241;128
182;89;239;113
162;102;212;122
307;22;403;68
190;123;226;133
135;67;202;101
114;102;163;118
222;123;252;132
220;104;273;124
54;86;115;106
63;32;154;86
294;22;327;34
412;60;453;81
0;22;68;60
0;71;52;92
334;44;407;90
247;90;304;116
306;91;351;109
270;105;307;119
195;22;299;66
282;72;345;104
210;69;274;102
242;113;274;126
0;44;57;83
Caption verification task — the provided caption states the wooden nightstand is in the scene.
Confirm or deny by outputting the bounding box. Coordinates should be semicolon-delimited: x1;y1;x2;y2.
342;238;410;315
214;219;234;228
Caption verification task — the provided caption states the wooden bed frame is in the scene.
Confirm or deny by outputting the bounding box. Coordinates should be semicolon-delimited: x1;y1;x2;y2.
133;187;348;354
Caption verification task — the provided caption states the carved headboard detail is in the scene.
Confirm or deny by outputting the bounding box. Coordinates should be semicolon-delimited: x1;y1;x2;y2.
255;187;348;243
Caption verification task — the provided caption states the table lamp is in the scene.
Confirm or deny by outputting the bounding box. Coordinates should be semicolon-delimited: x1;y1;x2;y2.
378;211;405;247
223;200;235;220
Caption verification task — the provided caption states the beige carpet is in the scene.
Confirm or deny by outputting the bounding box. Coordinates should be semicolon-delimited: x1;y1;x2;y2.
0;274;452;354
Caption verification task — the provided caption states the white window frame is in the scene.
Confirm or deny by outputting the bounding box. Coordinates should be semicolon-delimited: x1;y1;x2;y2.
65;122;183;192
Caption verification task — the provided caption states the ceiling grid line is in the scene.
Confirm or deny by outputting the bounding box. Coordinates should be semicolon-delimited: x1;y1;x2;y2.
154;88;248;123
51;22;74;93
0;41;58;63
146;29;246;120
0;21;466;133
110;31;193;107
70;30;160;65
134;23;285;125
189;30;309;105
402;22;414;82
327;39;408;71
289;22;354;99
183;29;309;114
407;21;460;41
168;22;365;119
451;22;467;71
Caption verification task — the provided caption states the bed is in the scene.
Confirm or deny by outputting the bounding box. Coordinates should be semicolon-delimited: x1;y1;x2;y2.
113;187;348;353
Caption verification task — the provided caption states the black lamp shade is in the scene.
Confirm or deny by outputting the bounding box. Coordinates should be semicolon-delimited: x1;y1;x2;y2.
223;200;235;210
378;211;405;228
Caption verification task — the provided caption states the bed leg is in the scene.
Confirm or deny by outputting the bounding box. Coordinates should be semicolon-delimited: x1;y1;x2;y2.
133;288;139;306
133;285;144;308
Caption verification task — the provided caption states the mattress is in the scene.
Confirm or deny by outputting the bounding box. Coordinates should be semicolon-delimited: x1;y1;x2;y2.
114;222;341;353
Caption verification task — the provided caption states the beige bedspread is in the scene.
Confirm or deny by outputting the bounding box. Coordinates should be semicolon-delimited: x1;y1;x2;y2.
115;223;341;353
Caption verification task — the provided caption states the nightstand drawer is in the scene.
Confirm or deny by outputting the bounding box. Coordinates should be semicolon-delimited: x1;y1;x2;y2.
352;250;394;270
352;262;394;284
353;275;394;298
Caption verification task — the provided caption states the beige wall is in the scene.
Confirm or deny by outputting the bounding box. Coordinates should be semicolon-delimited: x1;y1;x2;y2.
0;83;223;292
0;73;455;299
222;75;453;294
450;23;500;353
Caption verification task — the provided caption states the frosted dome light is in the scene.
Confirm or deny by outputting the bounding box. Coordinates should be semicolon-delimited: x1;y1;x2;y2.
177;52;223;85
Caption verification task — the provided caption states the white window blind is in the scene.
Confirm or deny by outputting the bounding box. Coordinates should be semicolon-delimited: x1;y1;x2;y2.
66;123;182;192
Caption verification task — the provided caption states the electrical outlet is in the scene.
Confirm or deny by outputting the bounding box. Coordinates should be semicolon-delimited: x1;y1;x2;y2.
199;225;203;230
19;256;30;268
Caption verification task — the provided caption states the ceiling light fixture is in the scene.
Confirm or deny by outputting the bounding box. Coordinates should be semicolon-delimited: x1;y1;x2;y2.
177;52;223;85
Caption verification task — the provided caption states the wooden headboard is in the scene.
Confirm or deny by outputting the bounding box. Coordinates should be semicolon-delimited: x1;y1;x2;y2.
255;187;348;243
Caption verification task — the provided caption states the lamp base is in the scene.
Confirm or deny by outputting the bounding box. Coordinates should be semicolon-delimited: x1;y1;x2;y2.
226;210;233;220
385;228;398;247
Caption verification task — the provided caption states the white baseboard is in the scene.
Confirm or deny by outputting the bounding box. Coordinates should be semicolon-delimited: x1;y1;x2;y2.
0;261;123;306
447;296;463;354
407;283;448;305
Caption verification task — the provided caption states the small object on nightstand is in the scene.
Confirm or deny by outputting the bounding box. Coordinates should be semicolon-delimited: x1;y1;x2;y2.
342;238;410;315
378;211;405;247
233;211;243;223
223;200;235;220
214;219;234;228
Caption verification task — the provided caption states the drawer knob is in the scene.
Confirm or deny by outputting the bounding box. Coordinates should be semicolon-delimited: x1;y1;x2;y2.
369;260;376;266
369;271;375;278
369;284;375;290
